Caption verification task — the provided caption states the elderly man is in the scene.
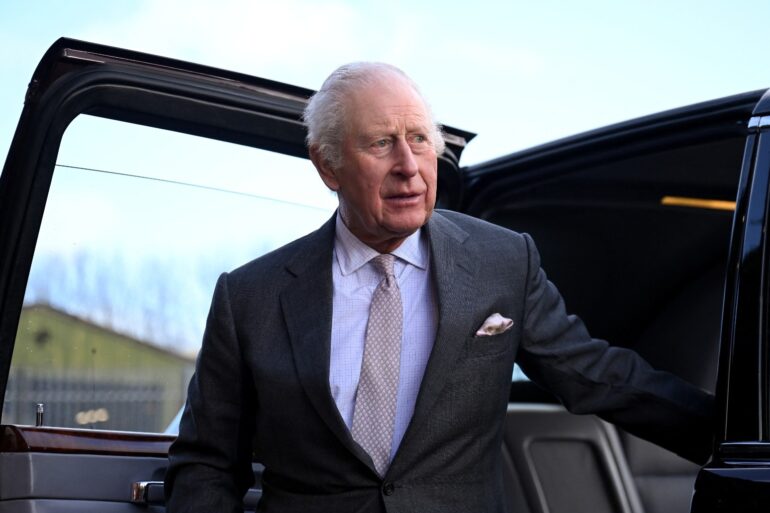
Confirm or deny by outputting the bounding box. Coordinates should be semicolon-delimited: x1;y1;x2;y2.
165;63;713;513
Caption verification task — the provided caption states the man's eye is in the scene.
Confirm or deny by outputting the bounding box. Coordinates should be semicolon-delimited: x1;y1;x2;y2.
411;134;428;144
373;139;391;149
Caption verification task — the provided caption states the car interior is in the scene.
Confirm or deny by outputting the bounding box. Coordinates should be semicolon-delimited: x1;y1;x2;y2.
470;133;745;512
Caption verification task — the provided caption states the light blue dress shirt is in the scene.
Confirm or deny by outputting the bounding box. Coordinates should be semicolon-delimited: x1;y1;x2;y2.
330;214;438;461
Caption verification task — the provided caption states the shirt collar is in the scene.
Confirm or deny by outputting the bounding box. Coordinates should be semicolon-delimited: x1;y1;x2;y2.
334;212;429;276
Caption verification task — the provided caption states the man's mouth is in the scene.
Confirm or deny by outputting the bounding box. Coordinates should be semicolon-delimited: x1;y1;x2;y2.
384;192;423;205
386;190;422;199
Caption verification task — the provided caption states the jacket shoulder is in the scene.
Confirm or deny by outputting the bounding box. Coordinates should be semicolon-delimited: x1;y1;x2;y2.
432;209;531;248
226;216;334;292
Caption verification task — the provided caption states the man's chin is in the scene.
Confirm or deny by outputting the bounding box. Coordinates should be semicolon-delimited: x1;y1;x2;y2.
389;209;432;230
385;216;431;238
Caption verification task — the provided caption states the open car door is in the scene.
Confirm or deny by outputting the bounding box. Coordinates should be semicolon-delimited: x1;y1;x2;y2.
690;93;770;512
0;37;472;512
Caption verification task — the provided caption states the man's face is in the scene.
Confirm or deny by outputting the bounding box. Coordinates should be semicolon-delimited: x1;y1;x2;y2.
315;77;438;253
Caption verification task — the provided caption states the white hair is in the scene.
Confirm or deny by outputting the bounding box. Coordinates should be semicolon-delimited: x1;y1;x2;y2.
303;62;445;169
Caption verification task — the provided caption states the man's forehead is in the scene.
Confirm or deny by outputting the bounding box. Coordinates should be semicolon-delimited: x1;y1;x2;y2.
350;84;430;119
361;114;431;133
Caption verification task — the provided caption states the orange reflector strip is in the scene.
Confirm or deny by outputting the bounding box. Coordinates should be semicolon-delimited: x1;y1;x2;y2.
660;196;735;211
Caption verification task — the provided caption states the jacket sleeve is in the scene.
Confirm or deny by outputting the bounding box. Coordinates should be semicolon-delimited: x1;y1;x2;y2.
165;272;257;513
515;233;715;464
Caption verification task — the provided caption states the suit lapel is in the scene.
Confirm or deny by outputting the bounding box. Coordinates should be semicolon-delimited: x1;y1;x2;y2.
280;212;481;474
280;215;375;468
393;213;477;462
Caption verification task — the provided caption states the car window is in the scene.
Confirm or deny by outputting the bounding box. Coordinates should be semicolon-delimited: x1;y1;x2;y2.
2;114;336;432
512;365;529;382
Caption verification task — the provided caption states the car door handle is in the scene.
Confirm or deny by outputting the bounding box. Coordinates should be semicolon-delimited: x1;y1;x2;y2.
131;481;262;507
130;481;165;505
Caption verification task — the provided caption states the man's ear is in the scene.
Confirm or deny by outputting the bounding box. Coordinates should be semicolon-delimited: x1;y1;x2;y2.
309;145;340;191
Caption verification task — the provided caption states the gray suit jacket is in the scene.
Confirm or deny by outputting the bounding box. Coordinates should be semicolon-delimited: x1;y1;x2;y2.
166;210;713;513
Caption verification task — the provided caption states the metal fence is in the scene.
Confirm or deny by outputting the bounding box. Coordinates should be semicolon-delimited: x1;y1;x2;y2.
2;368;186;433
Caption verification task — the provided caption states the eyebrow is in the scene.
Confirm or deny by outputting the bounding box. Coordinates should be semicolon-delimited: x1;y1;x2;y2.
361;124;430;138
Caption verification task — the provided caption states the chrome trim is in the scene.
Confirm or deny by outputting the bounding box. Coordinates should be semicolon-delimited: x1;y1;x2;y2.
442;132;468;147
62;48;105;64
748;116;770;130
130;481;163;504
35;403;44;427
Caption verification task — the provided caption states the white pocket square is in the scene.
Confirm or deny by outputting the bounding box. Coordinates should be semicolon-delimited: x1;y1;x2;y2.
475;313;514;336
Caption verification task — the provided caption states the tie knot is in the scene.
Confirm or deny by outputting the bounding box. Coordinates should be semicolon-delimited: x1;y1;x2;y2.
371;254;396;279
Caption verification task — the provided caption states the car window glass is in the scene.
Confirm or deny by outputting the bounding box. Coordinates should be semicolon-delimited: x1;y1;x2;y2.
512;365;529;382
2;115;336;433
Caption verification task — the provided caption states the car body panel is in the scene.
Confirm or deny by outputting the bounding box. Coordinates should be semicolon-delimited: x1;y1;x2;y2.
690;107;770;512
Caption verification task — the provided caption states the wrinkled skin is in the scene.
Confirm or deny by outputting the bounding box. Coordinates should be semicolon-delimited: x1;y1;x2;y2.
310;76;438;253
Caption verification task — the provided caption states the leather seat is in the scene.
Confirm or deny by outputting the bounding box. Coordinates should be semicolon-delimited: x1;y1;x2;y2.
502;404;643;513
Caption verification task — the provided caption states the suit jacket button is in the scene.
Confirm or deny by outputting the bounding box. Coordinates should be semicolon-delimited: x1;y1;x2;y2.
382;482;395;496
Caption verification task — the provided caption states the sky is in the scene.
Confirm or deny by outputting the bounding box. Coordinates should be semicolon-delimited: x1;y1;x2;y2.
2;0;769;166
2;0;770;354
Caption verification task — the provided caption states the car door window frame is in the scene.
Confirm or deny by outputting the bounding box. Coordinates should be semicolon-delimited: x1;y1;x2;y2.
0;40;316;416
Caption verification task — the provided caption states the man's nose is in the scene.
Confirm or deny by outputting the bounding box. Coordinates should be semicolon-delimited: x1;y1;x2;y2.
392;138;419;176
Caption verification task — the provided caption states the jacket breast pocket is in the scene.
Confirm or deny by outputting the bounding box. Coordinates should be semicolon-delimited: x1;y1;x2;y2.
464;330;515;359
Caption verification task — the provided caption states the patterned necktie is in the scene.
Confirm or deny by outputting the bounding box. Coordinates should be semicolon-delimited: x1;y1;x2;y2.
351;254;403;476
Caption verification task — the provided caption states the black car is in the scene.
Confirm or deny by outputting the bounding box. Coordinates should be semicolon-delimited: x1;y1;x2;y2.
0;38;768;513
